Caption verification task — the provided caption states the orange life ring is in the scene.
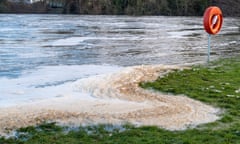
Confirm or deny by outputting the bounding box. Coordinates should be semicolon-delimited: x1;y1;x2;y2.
203;6;223;35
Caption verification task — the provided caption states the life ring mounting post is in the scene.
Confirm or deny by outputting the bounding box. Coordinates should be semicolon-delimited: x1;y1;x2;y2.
203;6;223;63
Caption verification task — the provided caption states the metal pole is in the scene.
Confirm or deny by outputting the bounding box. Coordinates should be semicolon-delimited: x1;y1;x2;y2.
207;34;211;63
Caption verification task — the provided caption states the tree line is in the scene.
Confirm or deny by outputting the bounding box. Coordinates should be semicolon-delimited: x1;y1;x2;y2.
78;0;209;16
0;0;239;17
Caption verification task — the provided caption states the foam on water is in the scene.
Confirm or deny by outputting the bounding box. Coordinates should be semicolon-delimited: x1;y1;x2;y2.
0;15;239;134
0;64;123;107
0;64;221;134
50;36;149;47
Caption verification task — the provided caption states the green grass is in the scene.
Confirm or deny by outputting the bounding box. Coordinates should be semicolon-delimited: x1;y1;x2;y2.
141;58;240;126
1;58;240;144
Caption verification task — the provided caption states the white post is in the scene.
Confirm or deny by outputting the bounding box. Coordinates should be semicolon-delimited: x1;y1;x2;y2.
207;34;211;63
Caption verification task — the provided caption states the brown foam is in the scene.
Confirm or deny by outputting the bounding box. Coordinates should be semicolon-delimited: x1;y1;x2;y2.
0;65;220;136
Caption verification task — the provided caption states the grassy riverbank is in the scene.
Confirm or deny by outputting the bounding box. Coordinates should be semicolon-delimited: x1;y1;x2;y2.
1;57;240;144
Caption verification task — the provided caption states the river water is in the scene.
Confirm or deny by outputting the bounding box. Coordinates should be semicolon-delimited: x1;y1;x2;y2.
0;14;239;107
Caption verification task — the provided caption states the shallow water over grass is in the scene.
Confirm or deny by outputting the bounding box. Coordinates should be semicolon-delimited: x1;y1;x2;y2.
1;57;240;143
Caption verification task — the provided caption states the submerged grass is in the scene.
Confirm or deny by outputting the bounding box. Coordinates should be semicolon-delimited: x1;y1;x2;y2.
1;57;240;143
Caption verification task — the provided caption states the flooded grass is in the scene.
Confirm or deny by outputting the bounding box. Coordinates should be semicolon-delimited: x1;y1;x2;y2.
1;57;240;143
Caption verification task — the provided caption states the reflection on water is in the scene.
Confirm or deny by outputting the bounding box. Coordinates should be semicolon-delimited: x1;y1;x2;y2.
0;15;239;77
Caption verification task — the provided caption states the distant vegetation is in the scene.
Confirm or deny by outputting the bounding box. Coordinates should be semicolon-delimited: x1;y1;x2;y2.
77;0;240;16
0;0;239;16
78;0;209;16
